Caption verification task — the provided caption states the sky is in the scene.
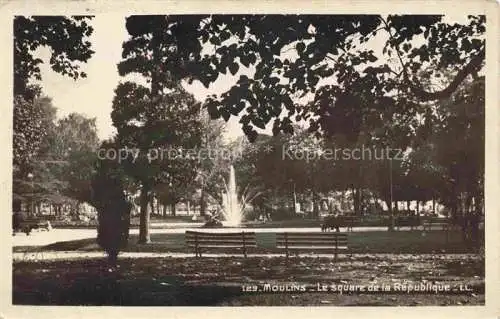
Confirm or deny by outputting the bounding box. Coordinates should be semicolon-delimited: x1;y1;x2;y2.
35;14;471;142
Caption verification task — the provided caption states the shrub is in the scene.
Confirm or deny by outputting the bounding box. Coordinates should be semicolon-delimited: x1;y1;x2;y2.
91;158;131;266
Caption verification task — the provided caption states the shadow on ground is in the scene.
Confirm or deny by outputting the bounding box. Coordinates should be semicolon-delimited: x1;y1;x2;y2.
13;260;245;306
13;254;484;306
14;276;244;306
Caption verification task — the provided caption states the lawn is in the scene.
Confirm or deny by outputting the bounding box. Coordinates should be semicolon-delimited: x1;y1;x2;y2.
14;229;483;255
13;229;484;306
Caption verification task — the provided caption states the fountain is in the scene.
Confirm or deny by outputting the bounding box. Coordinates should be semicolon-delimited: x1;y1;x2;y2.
202;165;261;228
221;165;243;227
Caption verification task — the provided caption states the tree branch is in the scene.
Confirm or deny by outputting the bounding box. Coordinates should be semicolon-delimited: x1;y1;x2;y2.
326;54;338;64
380;17;408;81
379;17;485;101
409;48;485;101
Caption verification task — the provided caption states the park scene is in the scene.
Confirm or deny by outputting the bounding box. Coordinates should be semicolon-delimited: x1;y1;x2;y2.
12;14;485;306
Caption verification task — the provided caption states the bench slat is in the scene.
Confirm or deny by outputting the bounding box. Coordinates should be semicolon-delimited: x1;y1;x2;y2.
186;235;256;240
186;232;255;238
277;232;349;260
185;235;256;239
276;236;348;241
185;231;256;258
277;237;347;241
186;239;257;245
276;232;347;236
276;233;347;238
276;245;348;250
276;240;348;246
187;244;258;248
186;237;255;242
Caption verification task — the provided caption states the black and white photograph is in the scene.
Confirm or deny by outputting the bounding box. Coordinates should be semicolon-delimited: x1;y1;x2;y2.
3;0;499;316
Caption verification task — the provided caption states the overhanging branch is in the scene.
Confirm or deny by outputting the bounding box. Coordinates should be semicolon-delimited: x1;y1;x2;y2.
409;48;485;101
378;16;485;102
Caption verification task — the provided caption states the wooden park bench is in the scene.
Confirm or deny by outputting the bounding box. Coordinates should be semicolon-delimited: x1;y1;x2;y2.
185;231;256;258
321;215;359;232
422;217;450;231
15;219;52;235
276;232;348;261
394;215;421;230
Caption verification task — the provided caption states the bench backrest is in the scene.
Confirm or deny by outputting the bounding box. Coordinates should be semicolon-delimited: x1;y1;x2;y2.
323;216;359;225
185;231;257;248
276;232;348;249
424;217;449;223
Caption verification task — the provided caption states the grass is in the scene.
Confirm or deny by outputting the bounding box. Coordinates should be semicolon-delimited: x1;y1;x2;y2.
13;227;484;306
14;229;483;255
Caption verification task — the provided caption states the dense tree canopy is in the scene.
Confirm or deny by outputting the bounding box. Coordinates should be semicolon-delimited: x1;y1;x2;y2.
124;15;485;141
13;15;96;208
13;96;56;175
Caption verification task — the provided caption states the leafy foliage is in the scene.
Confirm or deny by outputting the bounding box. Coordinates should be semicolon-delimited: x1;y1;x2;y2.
111;84;203;188
51;114;100;203
123;15;485;141
409;76;484;213
14;15;95;96
13;15;96;206
13;96;55;173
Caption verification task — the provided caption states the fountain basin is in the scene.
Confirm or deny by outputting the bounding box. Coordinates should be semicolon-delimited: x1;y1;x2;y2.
201;221;248;228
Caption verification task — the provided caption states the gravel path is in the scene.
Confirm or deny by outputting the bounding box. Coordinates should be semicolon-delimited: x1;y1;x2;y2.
14;250;481;262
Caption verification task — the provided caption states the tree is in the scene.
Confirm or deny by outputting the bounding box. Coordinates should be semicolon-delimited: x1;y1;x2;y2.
12;96;59;213
13;96;56;176
195;112;227;216
52;114;100;208
412;76;484;218
91;140;131;266
123;15;485;140
13;15;95;211
117;16;206;243
111;83;202;243
14;16;94;97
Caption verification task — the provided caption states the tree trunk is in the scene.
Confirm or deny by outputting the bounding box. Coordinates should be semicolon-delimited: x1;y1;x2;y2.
312;189;319;218
107;249;118;267
162;204;167;217
75;202;81;219
200;189;206;216
171;203;176;217
340;191;345;211
150;198;155;217
138;183;151;244
353;186;362;215
385;199;394;231
187;201;191;215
